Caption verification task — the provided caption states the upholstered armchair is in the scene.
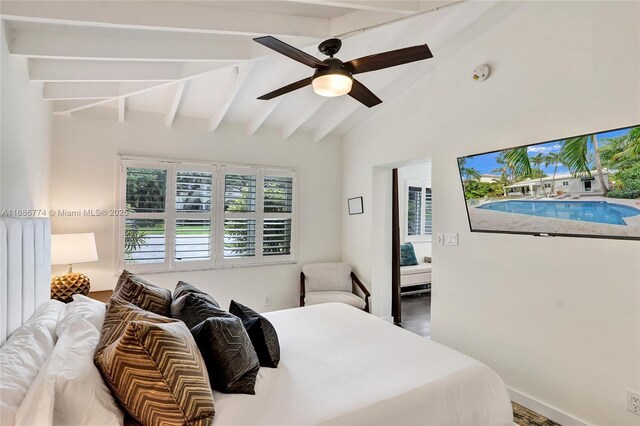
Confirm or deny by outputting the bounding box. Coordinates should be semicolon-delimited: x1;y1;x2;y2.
300;263;370;313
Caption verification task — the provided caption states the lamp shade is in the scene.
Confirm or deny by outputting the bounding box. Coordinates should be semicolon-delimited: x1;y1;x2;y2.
51;233;98;266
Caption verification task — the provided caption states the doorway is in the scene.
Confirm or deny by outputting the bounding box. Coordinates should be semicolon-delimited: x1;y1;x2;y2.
392;162;432;338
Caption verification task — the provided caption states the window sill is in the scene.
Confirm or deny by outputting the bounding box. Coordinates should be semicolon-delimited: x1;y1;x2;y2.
116;260;298;276
404;236;432;244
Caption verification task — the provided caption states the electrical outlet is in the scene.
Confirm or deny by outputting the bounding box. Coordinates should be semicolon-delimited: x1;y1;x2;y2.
263;295;271;306
627;390;640;415
437;234;444;246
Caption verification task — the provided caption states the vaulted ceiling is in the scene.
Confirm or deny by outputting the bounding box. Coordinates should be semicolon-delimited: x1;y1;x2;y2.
1;0;512;141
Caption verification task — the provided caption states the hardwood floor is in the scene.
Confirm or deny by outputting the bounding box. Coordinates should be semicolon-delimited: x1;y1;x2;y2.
398;292;431;338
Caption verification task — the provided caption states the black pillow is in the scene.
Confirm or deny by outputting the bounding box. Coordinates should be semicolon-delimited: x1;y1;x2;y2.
173;281;219;307
172;291;230;329
174;293;260;394
229;300;280;368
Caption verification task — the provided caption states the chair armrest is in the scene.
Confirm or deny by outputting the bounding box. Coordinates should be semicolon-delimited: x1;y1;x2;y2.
300;271;306;307
351;272;371;313
351;272;370;296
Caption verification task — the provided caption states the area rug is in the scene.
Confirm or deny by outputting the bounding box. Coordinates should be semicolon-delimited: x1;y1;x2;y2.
512;402;562;426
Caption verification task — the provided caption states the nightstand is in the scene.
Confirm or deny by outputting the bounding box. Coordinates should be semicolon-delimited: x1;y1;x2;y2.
87;290;113;303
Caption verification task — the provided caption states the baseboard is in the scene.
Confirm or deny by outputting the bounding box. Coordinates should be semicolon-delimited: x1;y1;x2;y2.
508;387;590;426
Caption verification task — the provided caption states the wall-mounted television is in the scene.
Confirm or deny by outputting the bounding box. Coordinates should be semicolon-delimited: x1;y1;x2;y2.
457;124;640;241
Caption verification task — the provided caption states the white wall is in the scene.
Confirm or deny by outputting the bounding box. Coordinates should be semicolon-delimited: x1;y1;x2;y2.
0;22;52;210
342;2;640;425
51;111;343;312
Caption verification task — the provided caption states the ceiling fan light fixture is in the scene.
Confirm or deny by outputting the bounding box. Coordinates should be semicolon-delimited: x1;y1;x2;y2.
312;72;353;97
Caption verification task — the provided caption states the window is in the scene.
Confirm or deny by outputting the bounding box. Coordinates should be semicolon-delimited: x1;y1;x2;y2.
405;179;432;242
119;158;296;272
562;181;569;186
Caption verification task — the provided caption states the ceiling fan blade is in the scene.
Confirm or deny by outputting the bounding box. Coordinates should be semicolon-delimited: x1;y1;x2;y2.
348;79;382;108
254;36;326;69
257;77;313;100
345;44;433;75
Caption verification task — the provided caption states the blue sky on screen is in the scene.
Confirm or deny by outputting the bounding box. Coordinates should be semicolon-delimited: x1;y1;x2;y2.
463;126;634;175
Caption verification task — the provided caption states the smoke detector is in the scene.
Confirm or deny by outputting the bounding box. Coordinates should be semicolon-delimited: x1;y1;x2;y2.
472;64;490;82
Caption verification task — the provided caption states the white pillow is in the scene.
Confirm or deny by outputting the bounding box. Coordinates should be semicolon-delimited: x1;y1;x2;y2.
15;318;124;426
56;294;106;337
26;299;66;340
0;320;56;426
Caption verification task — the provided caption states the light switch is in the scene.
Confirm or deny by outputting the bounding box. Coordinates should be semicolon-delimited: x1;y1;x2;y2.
445;233;458;246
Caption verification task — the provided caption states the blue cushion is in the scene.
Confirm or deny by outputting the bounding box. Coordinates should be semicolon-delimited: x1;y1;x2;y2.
400;243;418;266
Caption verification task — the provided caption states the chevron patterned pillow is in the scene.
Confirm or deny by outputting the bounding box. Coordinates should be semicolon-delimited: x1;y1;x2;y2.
94;301;215;426
113;270;172;316
95;297;174;353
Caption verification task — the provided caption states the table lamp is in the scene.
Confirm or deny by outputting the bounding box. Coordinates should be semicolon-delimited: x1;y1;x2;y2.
50;233;98;303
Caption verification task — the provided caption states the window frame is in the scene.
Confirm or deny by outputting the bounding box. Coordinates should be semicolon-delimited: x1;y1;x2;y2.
116;156;298;273
404;179;432;243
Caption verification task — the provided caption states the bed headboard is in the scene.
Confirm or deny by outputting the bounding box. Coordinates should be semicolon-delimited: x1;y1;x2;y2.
0;217;51;346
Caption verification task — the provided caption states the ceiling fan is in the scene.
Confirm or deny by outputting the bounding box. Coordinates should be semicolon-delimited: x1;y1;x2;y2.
254;36;433;108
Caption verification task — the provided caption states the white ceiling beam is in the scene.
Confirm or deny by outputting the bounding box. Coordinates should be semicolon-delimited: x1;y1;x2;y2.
43;82;159;100
29;59;181;82
285;0;420;15
28;59;229;82
0;1;329;38
312;97;359;143
51;99;108;113
165;82;186;127
246;98;282;136
208;63;254;133
51;62;240;114
118;98;126;122
7;27;253;62
281;97;328;140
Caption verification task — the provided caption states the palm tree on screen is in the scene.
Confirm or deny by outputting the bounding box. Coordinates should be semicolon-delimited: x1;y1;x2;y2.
457;158;481;182
613;127;640;161
531;153;548;196
544;152;562;194
504;147;532;180
561;134;608;194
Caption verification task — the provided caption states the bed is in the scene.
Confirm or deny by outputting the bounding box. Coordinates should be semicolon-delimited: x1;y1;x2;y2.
0;217;514;426
214;303;513;425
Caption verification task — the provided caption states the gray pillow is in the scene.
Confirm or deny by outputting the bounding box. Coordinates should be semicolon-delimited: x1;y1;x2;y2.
229;300;280;368
173;281;219;307
175;293;259;394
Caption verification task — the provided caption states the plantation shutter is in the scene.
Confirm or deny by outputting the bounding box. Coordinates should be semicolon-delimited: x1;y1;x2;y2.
424;188;432;236
407;186;422;236
120;157;297;271
262;170;295;262
174;165;215;268
122;162;170;271
222;166;259;264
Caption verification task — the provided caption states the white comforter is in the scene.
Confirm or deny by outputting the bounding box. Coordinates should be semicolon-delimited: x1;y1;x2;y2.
212;303;513;426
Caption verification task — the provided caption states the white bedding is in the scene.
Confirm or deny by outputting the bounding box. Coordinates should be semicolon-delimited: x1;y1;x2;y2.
212;303;513;426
